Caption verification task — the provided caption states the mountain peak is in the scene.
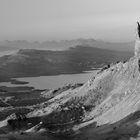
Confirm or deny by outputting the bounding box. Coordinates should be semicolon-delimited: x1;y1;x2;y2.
135;22;140;56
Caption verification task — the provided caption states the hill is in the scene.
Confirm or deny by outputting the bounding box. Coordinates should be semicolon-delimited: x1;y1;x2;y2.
0;45;132;82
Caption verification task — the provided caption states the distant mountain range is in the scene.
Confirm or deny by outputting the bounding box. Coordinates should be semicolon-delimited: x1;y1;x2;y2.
0;45;133;82
0;39;134;52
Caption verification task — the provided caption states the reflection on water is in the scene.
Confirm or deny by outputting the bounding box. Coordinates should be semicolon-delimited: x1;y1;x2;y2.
0;70;98;89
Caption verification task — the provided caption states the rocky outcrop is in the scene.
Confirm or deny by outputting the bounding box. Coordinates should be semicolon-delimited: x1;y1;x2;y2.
27;41;140;133
73;52;140;130
135;22;140;56
135;39;140;56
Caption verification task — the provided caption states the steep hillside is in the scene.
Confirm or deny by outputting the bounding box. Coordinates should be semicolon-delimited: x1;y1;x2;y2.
19;39;140;137
75;56;140;128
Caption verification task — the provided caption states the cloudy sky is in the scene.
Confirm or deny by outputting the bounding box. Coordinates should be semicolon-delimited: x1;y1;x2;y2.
0;0;140;42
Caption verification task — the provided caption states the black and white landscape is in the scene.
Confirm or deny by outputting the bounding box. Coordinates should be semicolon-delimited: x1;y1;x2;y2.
1;0;140;140
0;38;136;140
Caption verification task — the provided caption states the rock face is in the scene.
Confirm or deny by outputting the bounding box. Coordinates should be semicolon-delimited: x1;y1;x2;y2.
84;56;140;124
135;39;140;56
135;22;140;56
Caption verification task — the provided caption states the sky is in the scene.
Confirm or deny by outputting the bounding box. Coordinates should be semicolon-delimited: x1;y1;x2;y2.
0;0;140;42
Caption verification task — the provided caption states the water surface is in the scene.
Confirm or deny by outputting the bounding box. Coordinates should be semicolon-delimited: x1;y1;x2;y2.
0;70;98;89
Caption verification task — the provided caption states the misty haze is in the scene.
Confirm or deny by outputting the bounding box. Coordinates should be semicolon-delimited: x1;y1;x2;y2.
1;0;140;140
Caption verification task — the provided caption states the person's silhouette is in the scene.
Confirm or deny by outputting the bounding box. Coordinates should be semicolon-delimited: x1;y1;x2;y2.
137;22;140;38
